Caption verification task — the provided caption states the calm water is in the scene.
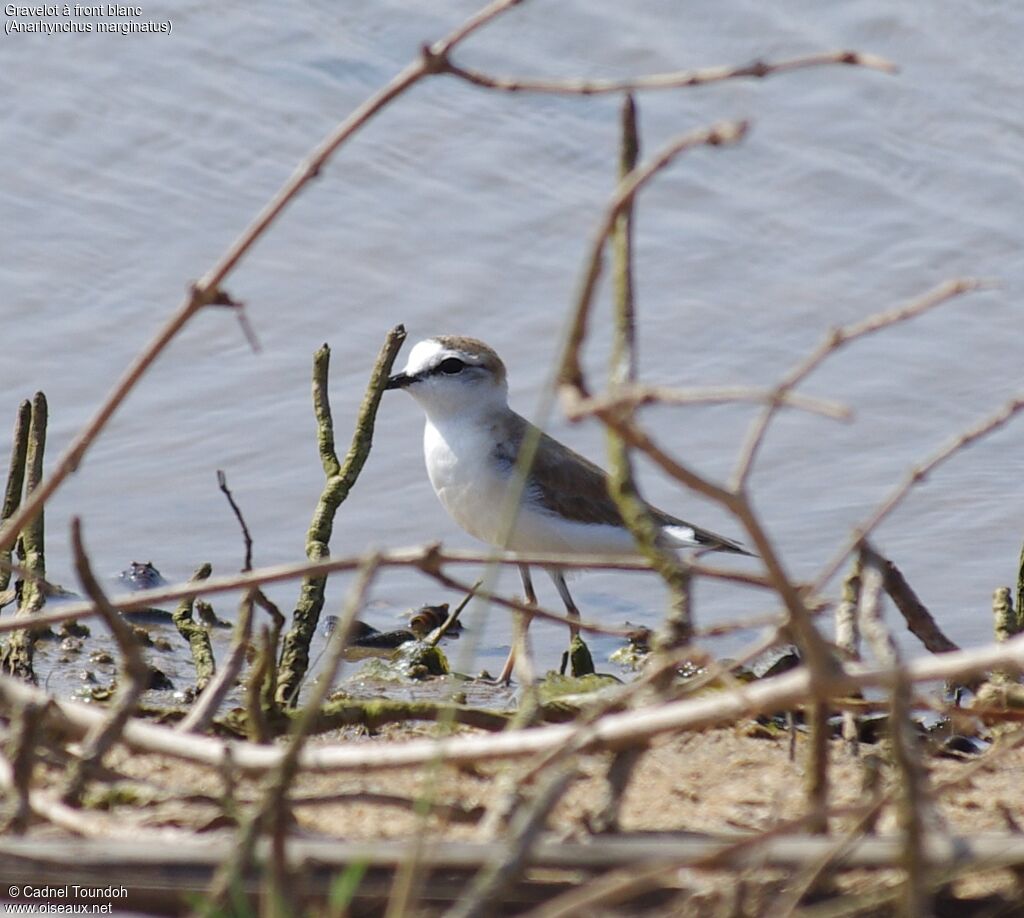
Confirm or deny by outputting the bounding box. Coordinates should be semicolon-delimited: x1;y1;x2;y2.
2;0;1022;684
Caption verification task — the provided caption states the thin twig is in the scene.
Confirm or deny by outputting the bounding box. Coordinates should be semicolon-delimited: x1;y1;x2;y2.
602;94;696;653
207;555;380;908
440;48;896;95
597;407;837;682
426;579;481;647
558;120;749;400
733;277;990;490
568;384;850;421
217;470;254;572
858;553;932;915
449;767;577;918
5;700;43;833
421;560;635;638
816;393;1024;590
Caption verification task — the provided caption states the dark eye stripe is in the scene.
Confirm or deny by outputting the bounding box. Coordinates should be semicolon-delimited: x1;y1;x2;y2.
437;357;466;375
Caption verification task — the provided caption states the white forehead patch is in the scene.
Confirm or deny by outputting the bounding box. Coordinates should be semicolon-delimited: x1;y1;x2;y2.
401;339;446;377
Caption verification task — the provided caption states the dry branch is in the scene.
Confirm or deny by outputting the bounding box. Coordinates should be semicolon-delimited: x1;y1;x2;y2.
603;95;695;651
62;518;151;805
817;392;1024;590
0;0;528;562
1;832;1024;899
732;277;989;489
217;470;254;572
172;563;216;693
567;384;850;422
440;49;896;95
208;556;379;907
862;542;960;656
558;120;748;400
0;635;1019;776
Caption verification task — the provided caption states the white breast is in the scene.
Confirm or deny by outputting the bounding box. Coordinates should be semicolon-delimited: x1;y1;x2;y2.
422;417;648;556
423;418;513;545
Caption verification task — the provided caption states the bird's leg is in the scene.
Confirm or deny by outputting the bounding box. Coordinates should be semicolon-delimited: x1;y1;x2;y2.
498;564;537;685
550;569;581;640
548;568;582;676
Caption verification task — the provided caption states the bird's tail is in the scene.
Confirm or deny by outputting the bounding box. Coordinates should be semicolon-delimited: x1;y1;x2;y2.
664;524;754;557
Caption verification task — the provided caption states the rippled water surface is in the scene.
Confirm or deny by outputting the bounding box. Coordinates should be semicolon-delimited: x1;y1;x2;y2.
2;0;1022;684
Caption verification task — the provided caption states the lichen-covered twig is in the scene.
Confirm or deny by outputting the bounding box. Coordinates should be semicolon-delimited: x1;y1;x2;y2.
1;392;49;680
275;326;405;706
177;591;255;735
1017;538;1024;636
62;518;151;805
172;563;216;693
0;400;31;595
991;587;1019;686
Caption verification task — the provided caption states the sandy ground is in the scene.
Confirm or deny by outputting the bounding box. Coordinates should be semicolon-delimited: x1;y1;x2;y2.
40;717;1017;914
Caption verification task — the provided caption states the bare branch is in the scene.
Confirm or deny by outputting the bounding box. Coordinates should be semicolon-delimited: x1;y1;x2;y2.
0;543;772;638
558;120;749;400
732;278;990;489
0;0;527;560
441;49;896;95
861;542;960;656
217;470;254;572
816;393;1024;590
568;384;850;422
2;633;1020;776
62;518;151;805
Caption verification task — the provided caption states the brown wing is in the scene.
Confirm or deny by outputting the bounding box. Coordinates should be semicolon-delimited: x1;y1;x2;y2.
498;413;750;555
493;412;624;526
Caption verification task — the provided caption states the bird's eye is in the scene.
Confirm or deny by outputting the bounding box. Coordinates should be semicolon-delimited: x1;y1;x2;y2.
438;357;466;375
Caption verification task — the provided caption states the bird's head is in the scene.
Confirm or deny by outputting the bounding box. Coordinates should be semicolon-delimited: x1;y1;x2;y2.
386;336;509;420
